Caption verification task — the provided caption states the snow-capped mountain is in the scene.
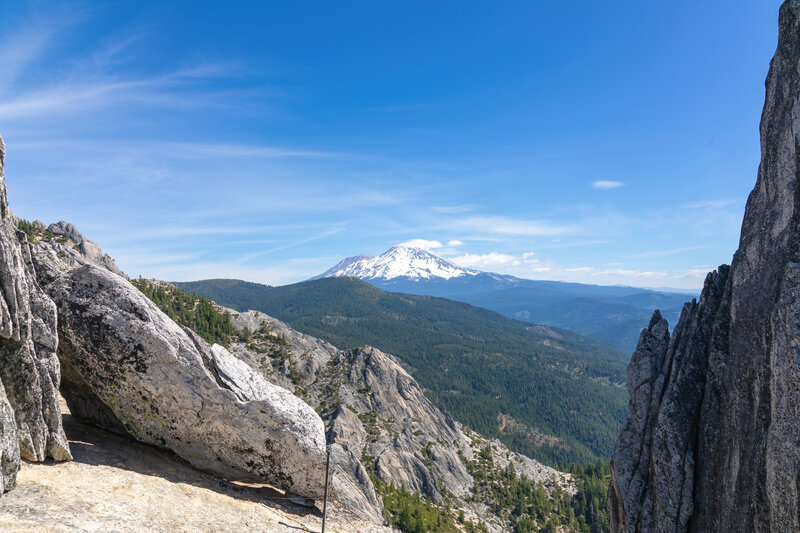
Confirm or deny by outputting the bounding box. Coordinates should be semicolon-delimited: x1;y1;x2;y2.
315;246;481;280
312;245;694;353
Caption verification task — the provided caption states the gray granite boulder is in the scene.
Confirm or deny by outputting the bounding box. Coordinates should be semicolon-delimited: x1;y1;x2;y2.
49;264;327;499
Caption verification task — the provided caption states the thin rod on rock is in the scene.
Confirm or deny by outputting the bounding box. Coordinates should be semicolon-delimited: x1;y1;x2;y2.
321;445;331;533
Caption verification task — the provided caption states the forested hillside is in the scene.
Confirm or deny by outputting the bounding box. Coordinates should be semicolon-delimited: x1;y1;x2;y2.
363;275;689;353
131;278;238;346
178;277;629;467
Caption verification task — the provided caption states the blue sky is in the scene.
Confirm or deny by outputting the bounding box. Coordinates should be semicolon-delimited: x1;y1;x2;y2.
0;1;781;289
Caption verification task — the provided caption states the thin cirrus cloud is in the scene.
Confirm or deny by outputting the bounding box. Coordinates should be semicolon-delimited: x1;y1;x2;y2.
10;138;337;161
0;69;250;120
452;215;573;237
591;180;625;189
0;25;57;95
430;205;480;214
626;244;706;259
0;15;258;122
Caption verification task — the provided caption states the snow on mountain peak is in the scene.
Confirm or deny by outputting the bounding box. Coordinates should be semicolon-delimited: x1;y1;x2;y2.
317;246;479;280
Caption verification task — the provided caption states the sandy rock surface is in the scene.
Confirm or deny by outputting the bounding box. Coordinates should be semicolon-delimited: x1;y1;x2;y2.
0;399;393;533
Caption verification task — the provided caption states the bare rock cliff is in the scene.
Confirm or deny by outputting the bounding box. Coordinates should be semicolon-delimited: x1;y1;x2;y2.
0;136;71;494
609;2;800;531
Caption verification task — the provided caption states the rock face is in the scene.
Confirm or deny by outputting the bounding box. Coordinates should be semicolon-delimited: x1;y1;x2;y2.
0;136;71;494
44;265;327;499
609;3;800;531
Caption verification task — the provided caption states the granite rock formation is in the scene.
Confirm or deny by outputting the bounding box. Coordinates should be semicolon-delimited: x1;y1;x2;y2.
45;265;328;499
609;2;800;531
0;136;71;494
25;219;124;286
223;306;571;527
7;196;330;500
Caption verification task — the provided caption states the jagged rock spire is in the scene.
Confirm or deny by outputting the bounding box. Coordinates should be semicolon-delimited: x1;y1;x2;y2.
608;2;800;531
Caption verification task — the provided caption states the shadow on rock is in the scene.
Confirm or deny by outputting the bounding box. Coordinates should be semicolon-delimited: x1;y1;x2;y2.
61;413;322;519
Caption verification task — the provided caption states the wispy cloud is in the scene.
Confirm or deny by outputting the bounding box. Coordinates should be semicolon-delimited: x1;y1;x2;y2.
0;66;253;120
451;215;573;237
120;256;333;286
682;199;740;210
563;265;666;278
431;205;480;214
154;142;341;160
236;226;346;263
0;24;57;95
591;180;624;189
0;11;264;122
676;268;713;279
594;268;666;278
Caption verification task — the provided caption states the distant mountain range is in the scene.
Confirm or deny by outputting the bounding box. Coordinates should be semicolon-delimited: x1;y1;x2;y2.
314;246;697;352
176;276;628;466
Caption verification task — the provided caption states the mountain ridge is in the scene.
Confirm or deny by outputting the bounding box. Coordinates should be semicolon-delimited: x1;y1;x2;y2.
312;246;693;352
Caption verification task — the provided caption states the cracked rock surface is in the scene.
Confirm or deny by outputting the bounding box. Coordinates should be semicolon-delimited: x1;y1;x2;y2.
609;3;800;531
0;135;71;495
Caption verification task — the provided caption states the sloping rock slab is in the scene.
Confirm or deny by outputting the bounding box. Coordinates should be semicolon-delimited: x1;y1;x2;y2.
50;264;327;499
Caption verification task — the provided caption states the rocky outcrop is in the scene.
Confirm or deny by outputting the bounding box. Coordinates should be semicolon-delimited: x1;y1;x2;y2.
44;265;327;499
223;307;571;527
0;135;71;494
608;269;730;532
331;346;474;500
226;309;473;521
609;3;800;531
26;219;124;286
